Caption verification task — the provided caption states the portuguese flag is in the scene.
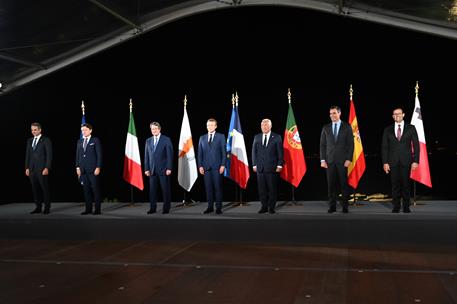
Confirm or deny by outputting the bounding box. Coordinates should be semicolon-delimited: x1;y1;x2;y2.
280;102;306;187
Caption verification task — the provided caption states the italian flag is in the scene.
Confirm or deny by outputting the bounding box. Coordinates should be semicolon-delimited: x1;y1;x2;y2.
123;110;144;190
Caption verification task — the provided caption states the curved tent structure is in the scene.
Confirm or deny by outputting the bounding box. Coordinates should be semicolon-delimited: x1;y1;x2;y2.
0;0;456;94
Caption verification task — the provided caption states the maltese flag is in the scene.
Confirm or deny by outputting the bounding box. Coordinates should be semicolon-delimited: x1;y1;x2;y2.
410;96;432;188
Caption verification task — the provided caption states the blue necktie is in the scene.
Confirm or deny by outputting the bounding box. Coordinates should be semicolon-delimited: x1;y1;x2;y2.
153;137;158;152
333;123;337;140
83;138;88;151
32;137;38;150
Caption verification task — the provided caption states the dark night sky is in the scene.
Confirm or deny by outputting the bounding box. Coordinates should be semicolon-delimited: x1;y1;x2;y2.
1;6;456;203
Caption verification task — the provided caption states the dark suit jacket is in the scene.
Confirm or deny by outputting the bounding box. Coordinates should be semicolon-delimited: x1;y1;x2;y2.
320;122;354;164
251;132;284;173
144;134;173;175
197;132;226;170
75;137;102;174
25;136;52;171
382;123;419;167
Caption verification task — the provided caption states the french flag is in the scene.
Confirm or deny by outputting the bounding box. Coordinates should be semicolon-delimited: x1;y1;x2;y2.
225;102;250;189
410;96;432;188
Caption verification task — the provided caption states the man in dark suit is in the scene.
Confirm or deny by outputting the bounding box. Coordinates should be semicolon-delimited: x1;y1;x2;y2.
25;122;52;214
252;119;283;214
144;122;173;214
382;108;419;213
76;123;103;215
320;106;354;213
198;118;226;214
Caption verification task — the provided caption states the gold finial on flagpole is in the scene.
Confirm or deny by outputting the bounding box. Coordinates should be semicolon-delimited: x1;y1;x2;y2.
184;95;187;107
231;94;235;107
129;98;133;112
415;81;419;97
81;100;85;115
287;88;292;104
349;84;353;98
235;91;239;107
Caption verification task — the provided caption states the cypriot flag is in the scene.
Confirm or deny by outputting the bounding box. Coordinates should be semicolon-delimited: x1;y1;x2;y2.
178;97;198;191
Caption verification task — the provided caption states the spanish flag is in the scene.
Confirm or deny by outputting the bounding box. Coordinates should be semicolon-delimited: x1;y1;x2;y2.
347;89;366;189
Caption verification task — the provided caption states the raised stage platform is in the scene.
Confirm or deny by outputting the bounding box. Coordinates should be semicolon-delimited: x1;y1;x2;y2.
1;201;456;304
1;201;456;245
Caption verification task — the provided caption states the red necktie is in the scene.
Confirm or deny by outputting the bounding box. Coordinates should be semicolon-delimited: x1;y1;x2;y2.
396;125;401;141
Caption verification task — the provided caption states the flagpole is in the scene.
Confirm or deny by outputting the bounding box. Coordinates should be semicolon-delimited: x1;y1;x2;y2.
286;88;301;206
183;95;191;207
129;99;135;206
349;85;358;207
288;89;295;205
413;81;420;206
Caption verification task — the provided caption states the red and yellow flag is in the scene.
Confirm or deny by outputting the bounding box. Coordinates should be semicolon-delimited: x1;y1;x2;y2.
347;92;366;189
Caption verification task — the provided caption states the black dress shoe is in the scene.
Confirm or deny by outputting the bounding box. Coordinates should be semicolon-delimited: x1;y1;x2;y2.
403;208;411;213
258;208;268;214
147;209;156;214
216;209;222;214
162;210;170;214
203;208;214;214
43;209;50;214
269;209;276;214
30;208;42;214
342;208;349;213
81;211;92;215
327;208;336;214
93;210;101;215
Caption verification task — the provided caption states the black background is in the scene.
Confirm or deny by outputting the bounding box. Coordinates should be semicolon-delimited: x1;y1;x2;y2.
1;6;456;203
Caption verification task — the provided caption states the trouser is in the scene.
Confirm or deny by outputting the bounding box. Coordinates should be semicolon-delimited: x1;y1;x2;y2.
29;170;50;210
326;162;350;210
149;174;171;211
390;165;411;209
257;172;279;210
81;174;101;212
203;169;223;210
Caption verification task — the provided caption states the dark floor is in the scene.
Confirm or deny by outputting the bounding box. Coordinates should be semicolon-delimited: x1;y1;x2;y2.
0;240;456;304
1;201;456;303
